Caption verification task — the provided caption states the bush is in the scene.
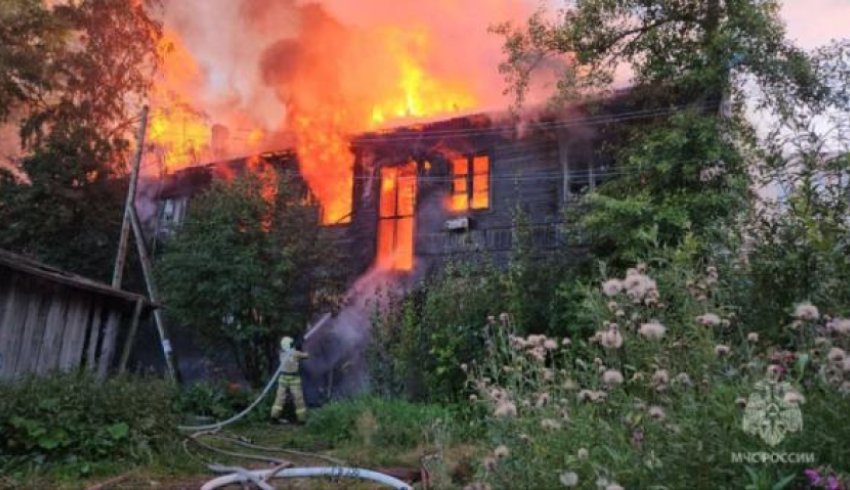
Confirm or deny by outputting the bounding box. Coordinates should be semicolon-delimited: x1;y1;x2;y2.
172;381;255;421
305;397;453;449
369;246;572;402
461;262;850;489
0;373;179;475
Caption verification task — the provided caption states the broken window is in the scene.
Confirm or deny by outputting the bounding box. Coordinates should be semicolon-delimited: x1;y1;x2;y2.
159;197;187;236
450;154;490;211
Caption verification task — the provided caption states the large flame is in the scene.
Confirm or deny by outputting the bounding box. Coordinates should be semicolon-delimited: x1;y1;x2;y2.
286;26;478;225
152;1;526;224
147;31;211;173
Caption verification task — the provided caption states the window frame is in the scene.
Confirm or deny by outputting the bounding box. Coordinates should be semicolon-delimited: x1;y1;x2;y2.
450;153;491;212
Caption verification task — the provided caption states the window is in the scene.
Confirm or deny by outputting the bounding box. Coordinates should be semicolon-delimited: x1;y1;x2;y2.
377;161;416;271
450;154;490;211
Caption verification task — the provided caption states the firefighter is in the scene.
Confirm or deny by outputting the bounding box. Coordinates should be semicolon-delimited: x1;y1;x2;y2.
271;335;309;424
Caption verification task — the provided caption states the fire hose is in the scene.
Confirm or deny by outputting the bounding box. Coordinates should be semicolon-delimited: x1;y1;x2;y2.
177;362;284;432
201;466;413;490
176;356;414;489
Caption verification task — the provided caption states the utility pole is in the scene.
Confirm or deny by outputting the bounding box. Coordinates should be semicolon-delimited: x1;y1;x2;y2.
110;105;181;383
129;204;180;383
112;106;149;288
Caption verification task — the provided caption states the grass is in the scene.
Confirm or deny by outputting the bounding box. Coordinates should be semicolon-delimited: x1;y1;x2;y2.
1;397;483;490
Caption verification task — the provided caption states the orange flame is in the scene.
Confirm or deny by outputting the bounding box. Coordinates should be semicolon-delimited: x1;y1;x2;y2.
154;16;481;228
289;27;477;225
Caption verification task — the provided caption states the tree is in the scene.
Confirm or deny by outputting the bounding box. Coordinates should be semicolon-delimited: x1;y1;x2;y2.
493;0;819;108
156;173;345;385
740;40;850;339
493;0;829;269
0;0;162;279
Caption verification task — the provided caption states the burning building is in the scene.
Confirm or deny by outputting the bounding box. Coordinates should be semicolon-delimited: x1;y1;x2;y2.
138;0;665;400
149;102;622;279
143;92;657;402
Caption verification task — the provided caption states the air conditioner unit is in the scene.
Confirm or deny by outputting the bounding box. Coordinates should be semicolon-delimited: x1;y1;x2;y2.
444;217;470;231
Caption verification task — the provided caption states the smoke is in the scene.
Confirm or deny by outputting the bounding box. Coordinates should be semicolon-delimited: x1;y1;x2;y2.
158;0;541;135
300;266;412;403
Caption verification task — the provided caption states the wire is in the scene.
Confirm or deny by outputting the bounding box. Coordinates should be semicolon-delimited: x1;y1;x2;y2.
144;102;712;142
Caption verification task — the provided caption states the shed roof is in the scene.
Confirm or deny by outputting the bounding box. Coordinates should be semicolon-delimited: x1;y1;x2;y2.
0;248;150;306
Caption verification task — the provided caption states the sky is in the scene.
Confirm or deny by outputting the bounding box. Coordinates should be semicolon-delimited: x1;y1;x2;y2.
781;0;850;48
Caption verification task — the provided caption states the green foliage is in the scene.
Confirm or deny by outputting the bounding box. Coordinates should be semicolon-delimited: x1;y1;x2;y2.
304;396;452;449
157;173;345;385
0;140;127;282
1;0;162;150
462;262;850;489
579;111;749;268
493;0;820;108
0;373;179;476
0;0;162;281
172;382;254;421
368;260;509;401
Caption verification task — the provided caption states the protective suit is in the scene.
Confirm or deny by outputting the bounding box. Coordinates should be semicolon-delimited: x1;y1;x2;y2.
270;336;309;423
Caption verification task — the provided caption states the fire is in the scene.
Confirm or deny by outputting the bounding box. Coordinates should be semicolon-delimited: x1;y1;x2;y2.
153;8;483;233
369;28;476;126
289;27;477;225
146;31;210;172
291;110;355;225
147;30;267;174
377;161;416;271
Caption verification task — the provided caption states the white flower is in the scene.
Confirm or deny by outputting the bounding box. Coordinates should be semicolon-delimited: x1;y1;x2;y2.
623;270;658;303
648;405;666;420
576;448;589;460
602;369;624;386
493;445;510;460
827;347;846;363
527;334;546;347
651;369;670;387
577;389;606;403
559;471;579;487
714;344;730;357
541;418;563;431
828;317;850;335
673;372;693;387
561;337;572;346
494;400;517;417
598;328;624;350
747;332;759;343
696;313;722;327
544;339;558;350
793;302;819;321
783;390;805;405
602;279;623;297
639;321;666;340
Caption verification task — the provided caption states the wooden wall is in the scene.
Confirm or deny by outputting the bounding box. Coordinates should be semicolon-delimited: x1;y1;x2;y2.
0;269;133;380
350;120;607;272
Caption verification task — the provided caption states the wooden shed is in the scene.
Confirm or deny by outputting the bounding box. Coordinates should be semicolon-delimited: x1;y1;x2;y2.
0;249;149;380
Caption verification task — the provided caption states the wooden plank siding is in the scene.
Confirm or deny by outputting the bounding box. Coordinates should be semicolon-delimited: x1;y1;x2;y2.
0;250;150;380
349;118;601;273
